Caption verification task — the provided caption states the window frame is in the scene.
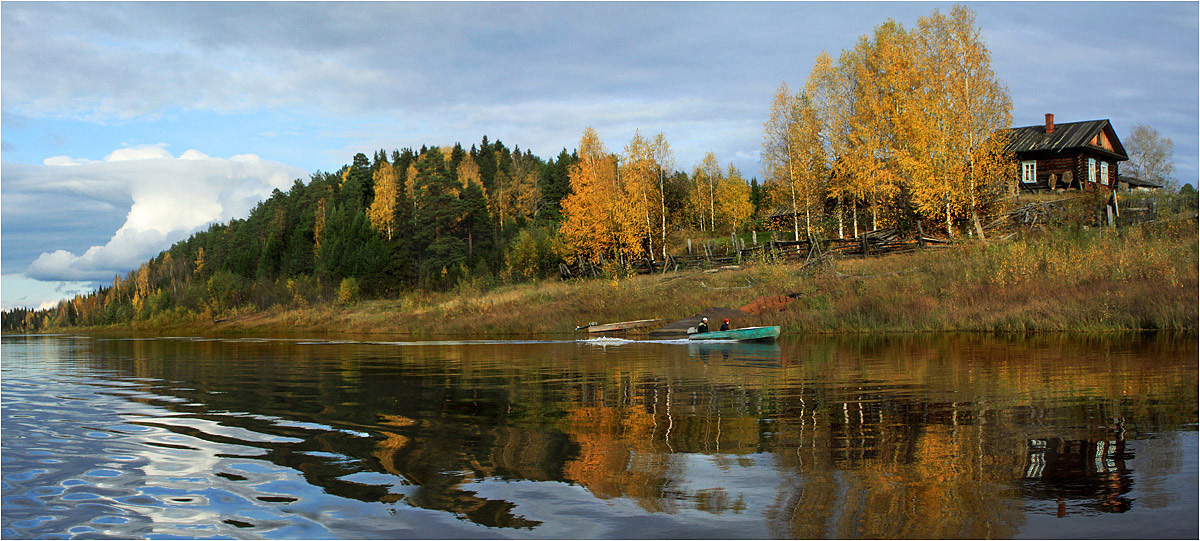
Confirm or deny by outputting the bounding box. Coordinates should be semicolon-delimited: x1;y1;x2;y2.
1100;161;1109;186
1021;160;1037;184
1088;157;1097;184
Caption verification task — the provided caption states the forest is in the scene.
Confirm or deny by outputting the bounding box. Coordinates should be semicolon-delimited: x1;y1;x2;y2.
4;7;1035;332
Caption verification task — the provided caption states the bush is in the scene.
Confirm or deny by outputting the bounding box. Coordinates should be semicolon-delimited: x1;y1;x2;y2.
505;226;566;281
337;277;360;305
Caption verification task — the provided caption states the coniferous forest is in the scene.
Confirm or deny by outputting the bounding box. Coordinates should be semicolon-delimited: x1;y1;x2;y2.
3;133;774;331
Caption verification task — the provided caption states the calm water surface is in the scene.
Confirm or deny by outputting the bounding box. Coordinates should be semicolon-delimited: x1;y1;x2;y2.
2;333;1196;539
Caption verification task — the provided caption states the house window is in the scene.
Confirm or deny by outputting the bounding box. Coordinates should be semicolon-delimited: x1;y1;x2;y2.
1100;161;1109;185
1021;161;1037;184
1088;158;1096;184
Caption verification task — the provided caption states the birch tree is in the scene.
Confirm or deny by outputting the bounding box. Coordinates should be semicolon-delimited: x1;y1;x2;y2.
691;152;724;232
901;6;1013;237
650;133;675;260
1125;123;1176;190
560;128;630;263
367;162;402;240
716;164;754;233
762;82;803;240
622;131;660;260
844;21;913;232
806;51;854;237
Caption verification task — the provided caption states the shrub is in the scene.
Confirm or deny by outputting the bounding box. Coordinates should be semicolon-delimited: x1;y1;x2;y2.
337;277;360;305
506;225;566;281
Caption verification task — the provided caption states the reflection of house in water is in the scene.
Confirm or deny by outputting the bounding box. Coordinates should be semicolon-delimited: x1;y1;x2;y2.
1021;438;1134;514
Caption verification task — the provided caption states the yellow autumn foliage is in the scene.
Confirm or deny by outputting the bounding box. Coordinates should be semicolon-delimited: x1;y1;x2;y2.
367;162;402;240
560;127;644;263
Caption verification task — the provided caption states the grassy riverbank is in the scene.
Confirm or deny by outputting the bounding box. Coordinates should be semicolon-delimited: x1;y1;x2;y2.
82;217;1197;336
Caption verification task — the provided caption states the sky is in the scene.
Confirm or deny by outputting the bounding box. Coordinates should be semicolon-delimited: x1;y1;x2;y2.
2;1;1197;311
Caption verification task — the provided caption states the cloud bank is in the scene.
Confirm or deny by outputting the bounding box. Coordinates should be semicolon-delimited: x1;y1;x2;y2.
9;145;306;282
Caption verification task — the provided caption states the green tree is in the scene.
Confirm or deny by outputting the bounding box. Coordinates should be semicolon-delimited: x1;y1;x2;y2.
538;149;577;221
340;153;373;214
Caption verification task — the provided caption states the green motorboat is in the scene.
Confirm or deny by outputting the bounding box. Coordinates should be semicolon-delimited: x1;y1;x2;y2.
688;325;781;342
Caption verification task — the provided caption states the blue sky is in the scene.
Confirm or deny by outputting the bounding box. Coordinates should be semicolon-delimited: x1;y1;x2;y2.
3;1;1197;310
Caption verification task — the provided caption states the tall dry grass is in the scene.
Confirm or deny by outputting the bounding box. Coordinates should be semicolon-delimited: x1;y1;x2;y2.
764;217;1197;333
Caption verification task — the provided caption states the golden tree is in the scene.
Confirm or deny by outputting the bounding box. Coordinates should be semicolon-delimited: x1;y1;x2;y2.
792;92;828;238
511;150;542;222
404;161;418;207
560;128;643;263
622;131;660;260
715;164;754;233
762;81;828;240
457;154;483;192
900;6;1013;237
312;199;327;254
806;51;855;237
493;164;511;224
843;20;914;233
367;162;402;240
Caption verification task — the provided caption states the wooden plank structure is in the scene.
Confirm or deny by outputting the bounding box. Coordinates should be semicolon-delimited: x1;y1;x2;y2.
559;228;951;278
575;318;662;333
982;194;1175;236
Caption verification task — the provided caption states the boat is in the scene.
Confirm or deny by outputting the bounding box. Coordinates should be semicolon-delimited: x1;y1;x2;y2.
687;326;781;342
575;318;662;333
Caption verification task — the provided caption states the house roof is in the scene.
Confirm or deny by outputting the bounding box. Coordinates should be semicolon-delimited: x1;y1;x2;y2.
1005;119;1128;161
1118;174;1162;188
767;205;801;218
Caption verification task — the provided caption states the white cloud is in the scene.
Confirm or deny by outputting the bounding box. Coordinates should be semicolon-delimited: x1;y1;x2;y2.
44;155;95;166
15;146;306;283
1;274;96;312
104;143;173;162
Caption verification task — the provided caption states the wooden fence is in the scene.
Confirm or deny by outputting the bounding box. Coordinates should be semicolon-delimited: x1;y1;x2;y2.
559;229;951;278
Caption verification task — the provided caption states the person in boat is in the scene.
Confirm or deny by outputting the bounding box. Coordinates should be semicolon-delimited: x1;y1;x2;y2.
696;317;709;333
720;318;731;331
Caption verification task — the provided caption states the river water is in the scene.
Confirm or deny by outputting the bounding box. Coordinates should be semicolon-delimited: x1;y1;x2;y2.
1;333;1196;539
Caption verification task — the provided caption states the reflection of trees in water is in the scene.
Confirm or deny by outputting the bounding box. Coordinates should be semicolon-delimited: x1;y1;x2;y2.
92;334;1196;532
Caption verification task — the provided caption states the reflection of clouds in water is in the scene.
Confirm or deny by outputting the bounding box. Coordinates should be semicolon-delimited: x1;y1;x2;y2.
3;347;383;538
6;334;1197;539
464;453;784;538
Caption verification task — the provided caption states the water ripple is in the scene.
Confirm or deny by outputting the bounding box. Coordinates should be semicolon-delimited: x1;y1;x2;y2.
4;333;1196;539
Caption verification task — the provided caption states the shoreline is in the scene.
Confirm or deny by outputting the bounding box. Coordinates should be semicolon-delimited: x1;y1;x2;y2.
17;220;1198;338
41;260;1200;340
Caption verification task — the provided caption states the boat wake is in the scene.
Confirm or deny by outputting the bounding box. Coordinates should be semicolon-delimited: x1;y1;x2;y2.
88;335;734;347
580;336;636;345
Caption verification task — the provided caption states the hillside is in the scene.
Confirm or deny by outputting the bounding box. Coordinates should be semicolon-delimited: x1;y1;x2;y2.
4;136;1196;336
28;205;1199;336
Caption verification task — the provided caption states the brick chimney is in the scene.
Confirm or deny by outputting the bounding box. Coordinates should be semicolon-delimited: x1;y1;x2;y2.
1045;113;1055;134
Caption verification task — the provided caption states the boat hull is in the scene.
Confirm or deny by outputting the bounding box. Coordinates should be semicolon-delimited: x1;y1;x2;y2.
578;318;662;333
688;326;780;342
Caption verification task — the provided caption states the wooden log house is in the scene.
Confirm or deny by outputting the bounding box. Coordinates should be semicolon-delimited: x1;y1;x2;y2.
1006;114;1129;193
